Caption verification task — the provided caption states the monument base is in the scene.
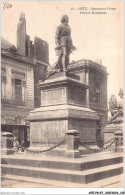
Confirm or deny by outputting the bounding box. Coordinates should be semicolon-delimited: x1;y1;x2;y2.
104;122;123;142
79;145;101;155
1;152;123;185
27;146;66;157
27;71;99;157
103;119;123;151
65;150;80;158
28;105;98;153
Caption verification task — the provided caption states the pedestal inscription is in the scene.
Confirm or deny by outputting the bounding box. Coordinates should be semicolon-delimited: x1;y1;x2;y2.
41;87;65;106
30;120;67;146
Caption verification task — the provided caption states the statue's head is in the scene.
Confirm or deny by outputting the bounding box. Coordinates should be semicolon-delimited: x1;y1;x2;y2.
118;88;123;99
61;15;69;23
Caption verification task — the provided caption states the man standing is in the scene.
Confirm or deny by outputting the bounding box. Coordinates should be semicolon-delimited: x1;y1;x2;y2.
55;15;76;71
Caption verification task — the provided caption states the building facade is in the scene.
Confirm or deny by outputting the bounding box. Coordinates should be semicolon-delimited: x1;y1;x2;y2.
1;12;49;146
1;48;34;146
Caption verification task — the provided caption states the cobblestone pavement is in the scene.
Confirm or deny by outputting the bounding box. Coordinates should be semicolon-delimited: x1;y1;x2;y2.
1;179;59;188
1;175;124;188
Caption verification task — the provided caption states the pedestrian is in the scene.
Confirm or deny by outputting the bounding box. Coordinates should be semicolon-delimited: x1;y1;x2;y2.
21;139;25;152
13;137;19;152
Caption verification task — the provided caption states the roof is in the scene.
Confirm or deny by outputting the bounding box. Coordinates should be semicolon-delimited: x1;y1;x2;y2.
68;59;107;73
1;37;17;51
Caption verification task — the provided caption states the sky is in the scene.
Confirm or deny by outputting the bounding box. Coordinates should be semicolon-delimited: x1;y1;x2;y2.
1;0;124;101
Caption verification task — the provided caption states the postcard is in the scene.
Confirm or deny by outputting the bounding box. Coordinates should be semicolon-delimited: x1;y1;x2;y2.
1;0;124;194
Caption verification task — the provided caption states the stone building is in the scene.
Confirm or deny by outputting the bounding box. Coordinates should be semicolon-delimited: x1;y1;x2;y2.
1;12;50;146
68;60;108;144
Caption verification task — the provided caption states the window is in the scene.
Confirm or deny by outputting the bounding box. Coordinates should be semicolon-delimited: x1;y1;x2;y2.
11;77;25;105
15;116;21;124
1;82;5;99
27;127;30;141
38;64;46;74
1;67;6;99
15;79;22;102
89;72;104;105
94;82;101;104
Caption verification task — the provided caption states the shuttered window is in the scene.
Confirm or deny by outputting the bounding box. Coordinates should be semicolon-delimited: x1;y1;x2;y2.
15;79;22;102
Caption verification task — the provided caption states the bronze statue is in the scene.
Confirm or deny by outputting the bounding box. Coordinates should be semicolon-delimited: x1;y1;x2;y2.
47;15;76;78
55;14;76;71
108;89;123;124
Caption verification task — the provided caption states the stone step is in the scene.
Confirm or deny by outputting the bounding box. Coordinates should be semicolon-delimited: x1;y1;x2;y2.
1;173;124;188
1;163;123;184
1;153;123;171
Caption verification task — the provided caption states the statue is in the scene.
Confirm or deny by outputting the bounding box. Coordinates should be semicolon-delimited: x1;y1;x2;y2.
108;89;123;124
47;15;76;78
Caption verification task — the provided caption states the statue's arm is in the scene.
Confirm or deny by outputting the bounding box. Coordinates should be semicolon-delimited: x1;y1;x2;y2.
55;26;61;46
55;29;60;46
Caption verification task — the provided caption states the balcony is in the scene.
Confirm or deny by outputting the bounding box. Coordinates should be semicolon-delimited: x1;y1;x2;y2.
1;98;25;106
12;100;26;106
1;99;10;104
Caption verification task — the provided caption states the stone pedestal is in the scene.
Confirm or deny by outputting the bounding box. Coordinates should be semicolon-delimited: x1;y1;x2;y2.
104;121;123;141
1;132;14;155
27;72;99;155
103;119;123;151
114;130;123;152
65;130;80;158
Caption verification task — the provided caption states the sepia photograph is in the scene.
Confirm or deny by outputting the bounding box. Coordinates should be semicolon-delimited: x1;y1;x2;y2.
1;0;124;193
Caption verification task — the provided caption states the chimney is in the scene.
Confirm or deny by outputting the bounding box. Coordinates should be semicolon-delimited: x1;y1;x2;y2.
17;12;26;56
